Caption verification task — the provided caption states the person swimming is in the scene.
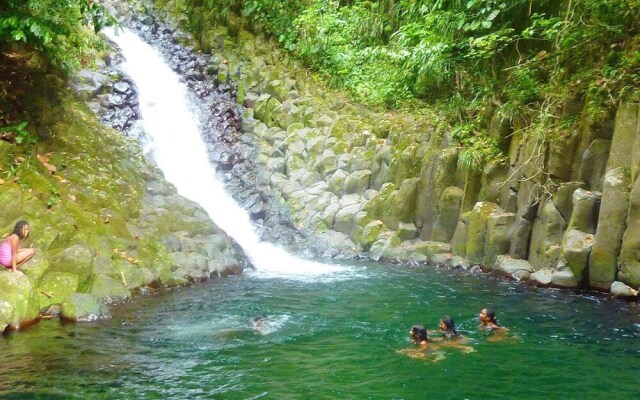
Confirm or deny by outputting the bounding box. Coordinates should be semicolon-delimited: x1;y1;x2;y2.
409;324;429;344
250;315;268;332
479;308;508;332
438;316;459;339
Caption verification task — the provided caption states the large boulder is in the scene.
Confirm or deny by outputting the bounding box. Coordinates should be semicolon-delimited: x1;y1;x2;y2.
60;293;110;322
38;272;80;311
0;271;40;330
415;148;458;238
589;167;631;290
528;199;566;270
562;229;595;283
567;189;600;234
0;300;14;333
619;172;640;288
465;202;501;265
483;212;516;267
431;186;464;243
610;281;638;298
493;255;533;280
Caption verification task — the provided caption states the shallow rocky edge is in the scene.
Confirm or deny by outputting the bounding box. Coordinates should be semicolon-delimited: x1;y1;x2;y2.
89;1;640;303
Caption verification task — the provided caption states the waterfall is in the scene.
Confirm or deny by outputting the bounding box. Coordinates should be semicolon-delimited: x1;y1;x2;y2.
103;27;355;282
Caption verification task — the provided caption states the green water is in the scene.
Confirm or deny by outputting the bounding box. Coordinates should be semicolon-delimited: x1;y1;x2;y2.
1;263;638;399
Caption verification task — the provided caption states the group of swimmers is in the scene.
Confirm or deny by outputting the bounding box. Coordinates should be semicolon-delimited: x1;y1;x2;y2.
402;308;509;360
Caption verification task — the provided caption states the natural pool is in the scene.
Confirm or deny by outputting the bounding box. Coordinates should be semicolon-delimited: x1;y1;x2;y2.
1;263;638;399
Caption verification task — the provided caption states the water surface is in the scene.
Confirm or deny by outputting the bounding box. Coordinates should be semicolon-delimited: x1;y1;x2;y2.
1;263;638;399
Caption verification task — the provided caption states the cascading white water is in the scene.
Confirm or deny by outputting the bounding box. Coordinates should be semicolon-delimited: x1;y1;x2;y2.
103;27;355;281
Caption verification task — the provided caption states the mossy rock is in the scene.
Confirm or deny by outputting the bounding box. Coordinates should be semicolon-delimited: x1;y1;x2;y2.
38;272;79;311
589;167;630;290
0;271;40;330
60;293;109;322
0;183;25;228
48;242;95;284
465;202;501;265
20;252;50;283
90;273;131;302
0;300;14;333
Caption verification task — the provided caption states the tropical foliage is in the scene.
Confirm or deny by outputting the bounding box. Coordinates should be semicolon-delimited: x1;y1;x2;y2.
0;0;114;71
171;0;639;164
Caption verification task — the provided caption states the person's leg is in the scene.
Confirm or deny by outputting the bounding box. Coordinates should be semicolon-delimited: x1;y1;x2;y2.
16;248;35;268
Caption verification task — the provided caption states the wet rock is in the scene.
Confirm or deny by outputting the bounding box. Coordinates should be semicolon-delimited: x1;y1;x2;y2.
493;255;533;280
562;228;595;283
431;186;464;243
38;272;79;312
590;167;631;290
61;293;110;322
466;202;501;265
610;281;639;298
0;271;39;330
483;212;516;267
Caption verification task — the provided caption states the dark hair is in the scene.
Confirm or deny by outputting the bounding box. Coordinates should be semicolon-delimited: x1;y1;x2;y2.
410;324;428;343
441;316;458;335
12;220;29;239
484;308;498;325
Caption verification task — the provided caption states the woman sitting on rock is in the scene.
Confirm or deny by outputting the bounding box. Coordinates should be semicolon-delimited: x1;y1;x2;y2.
0;221;35;272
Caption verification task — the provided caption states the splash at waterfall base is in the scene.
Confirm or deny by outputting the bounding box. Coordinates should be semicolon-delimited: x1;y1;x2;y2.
96;2;640;299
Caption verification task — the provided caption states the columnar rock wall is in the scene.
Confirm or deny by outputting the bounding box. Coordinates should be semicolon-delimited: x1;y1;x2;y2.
149;3;640;296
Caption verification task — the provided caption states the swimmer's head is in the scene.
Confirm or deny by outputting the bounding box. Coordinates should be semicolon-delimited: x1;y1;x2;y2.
479;308;497;324
409;324;428;343
440;316;457;333
251;315;268;327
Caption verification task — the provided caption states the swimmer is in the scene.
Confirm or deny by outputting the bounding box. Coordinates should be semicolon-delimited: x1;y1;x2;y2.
438;316;459;339
398;324;445;361
250;315;268;332
479;308;512;342
478;308;507;332
433;316;475;353
409;324;429;344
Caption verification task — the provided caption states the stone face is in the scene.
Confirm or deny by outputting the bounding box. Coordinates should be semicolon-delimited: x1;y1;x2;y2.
391;178;420;227
343;170;371;195
465;202;501;265
528;199;566;270
0;271;40;330
397;222;418;241
90;273;132;302
479;162;509;204
60;293;110;322
552;181;584;223
509;216;532;259
563;229;595;283
38;272;80;311
579;139;611;192
451;212;470;258
415;148;458;238
619;172;640;288
493;255;533;280
610;281;639;298
589;167;631;290
568;189;601;234
483;212;516;267
431;186;464;243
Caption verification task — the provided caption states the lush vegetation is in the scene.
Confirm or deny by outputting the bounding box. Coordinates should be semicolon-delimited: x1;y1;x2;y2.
0;0;114;71
0;0;114;145
170;0;639;164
